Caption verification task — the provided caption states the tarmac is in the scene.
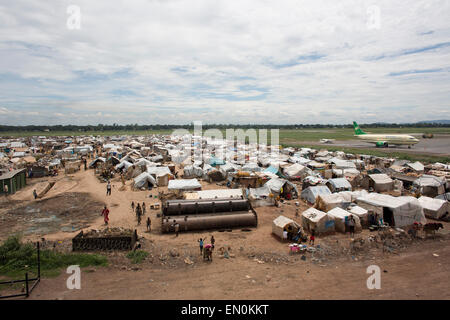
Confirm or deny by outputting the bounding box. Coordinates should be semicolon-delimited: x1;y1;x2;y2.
311;134;450;157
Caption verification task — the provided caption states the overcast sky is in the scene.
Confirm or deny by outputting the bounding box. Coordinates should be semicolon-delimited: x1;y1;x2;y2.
0;0;449;125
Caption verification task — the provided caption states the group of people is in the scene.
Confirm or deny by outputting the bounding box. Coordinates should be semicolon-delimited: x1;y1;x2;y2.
198;235;215;255
131;201;147;226
283;227;314;245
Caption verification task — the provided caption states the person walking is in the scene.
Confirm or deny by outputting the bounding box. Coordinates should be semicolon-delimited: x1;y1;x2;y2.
136;204;142;225
146;217;151;232
106;181;112;196
210;235;215;249
33;189;38;200
349;215;356;237
198;238;204;255
309;229;315;246
142;202;146;215
131;201;135;212
175;222;180;237
101;206;110;225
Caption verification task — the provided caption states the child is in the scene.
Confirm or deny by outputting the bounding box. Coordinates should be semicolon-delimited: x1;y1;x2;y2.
146;217;151;232
309;229;315;246
198;238;204;255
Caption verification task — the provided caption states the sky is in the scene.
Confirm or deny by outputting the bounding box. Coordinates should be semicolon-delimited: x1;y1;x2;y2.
0;0;449;125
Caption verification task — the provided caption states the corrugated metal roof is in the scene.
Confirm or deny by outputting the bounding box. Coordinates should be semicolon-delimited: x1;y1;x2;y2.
0;168;26;180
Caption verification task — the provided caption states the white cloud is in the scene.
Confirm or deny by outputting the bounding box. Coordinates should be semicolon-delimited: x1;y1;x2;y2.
0;0;449;125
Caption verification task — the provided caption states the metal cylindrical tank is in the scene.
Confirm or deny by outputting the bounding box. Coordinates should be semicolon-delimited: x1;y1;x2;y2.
161;211;257;233
163;199;249;215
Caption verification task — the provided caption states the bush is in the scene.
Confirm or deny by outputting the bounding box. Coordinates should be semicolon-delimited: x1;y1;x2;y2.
126;250;148;264
0;236;108;278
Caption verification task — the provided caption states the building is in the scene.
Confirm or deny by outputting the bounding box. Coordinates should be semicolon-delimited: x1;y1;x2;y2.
0;169;27;195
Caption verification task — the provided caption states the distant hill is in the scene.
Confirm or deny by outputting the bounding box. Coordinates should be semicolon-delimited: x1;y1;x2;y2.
418;120;450;124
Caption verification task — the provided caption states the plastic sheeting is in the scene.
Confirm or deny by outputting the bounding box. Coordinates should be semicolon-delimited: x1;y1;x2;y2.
418;196;449;220
168;179;201;191
284;163;306;178
302;208;334;233
272;215;301;239
356;193;426;227
301;186;331;204
327;207;361;233
133;172;157;189
326;178;352;192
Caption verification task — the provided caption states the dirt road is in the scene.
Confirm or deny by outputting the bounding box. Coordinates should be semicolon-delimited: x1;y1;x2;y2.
29;239;450;300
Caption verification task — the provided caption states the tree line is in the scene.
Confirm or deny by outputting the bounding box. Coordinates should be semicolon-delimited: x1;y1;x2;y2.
0;122;449;132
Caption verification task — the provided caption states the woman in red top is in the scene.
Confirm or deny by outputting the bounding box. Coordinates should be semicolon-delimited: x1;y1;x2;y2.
101;206;110;225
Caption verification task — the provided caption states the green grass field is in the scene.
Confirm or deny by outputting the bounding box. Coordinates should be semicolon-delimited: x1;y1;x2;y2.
2;127;449;163
2;126;449;138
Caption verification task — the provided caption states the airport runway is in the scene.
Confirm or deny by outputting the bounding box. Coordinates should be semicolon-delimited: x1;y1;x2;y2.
309;134;450;156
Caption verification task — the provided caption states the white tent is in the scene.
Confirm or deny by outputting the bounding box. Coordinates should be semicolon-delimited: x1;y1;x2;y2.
327;207;361;233
418;196;449;220
272;215;301;239
356;193;426;227
301;186;331;204
168;179;201;191
185;188;244;200
265;178;299;198
115;160;133;171
242;163;262;172
133;172;157;189
220;162;241;173
326;178;352;193
183;165;204;178
248;185;275;207
301;207;335;233
348;205;369;226
413;175;446;197
368;174;394;192
284;163;306;178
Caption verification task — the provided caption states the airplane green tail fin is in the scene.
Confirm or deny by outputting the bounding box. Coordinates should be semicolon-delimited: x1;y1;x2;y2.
353;121;366;135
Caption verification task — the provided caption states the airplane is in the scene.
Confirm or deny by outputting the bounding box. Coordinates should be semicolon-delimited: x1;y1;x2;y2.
320;138;335;144
352;121;419;148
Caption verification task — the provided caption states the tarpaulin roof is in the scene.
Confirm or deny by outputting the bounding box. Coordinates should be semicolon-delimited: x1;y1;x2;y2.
413;175;445;187
369;173;393;184
168;179;201;190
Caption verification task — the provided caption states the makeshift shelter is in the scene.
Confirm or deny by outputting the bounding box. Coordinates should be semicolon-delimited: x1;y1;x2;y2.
356;193;426;227
348;205;369;227
272;215;302;240
115;160;133;171
133;172;157;189
89;157;106;169
248;185;275;207
241;163;262;172
220;163;241;173
315;192;353;212
406;161;425;173
183;165;203;178
301;208;335;234
0;169;26;195
326;178;352;193
265;178;298;199
168;179;202;195
413;175;446;197
367;174;394;192
301;186;331;204
327;207;361;233
185;189;243;200
418;196;449;220
283;163;306;179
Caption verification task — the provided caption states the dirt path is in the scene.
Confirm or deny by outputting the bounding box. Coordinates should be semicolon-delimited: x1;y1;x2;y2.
29;239;450;300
